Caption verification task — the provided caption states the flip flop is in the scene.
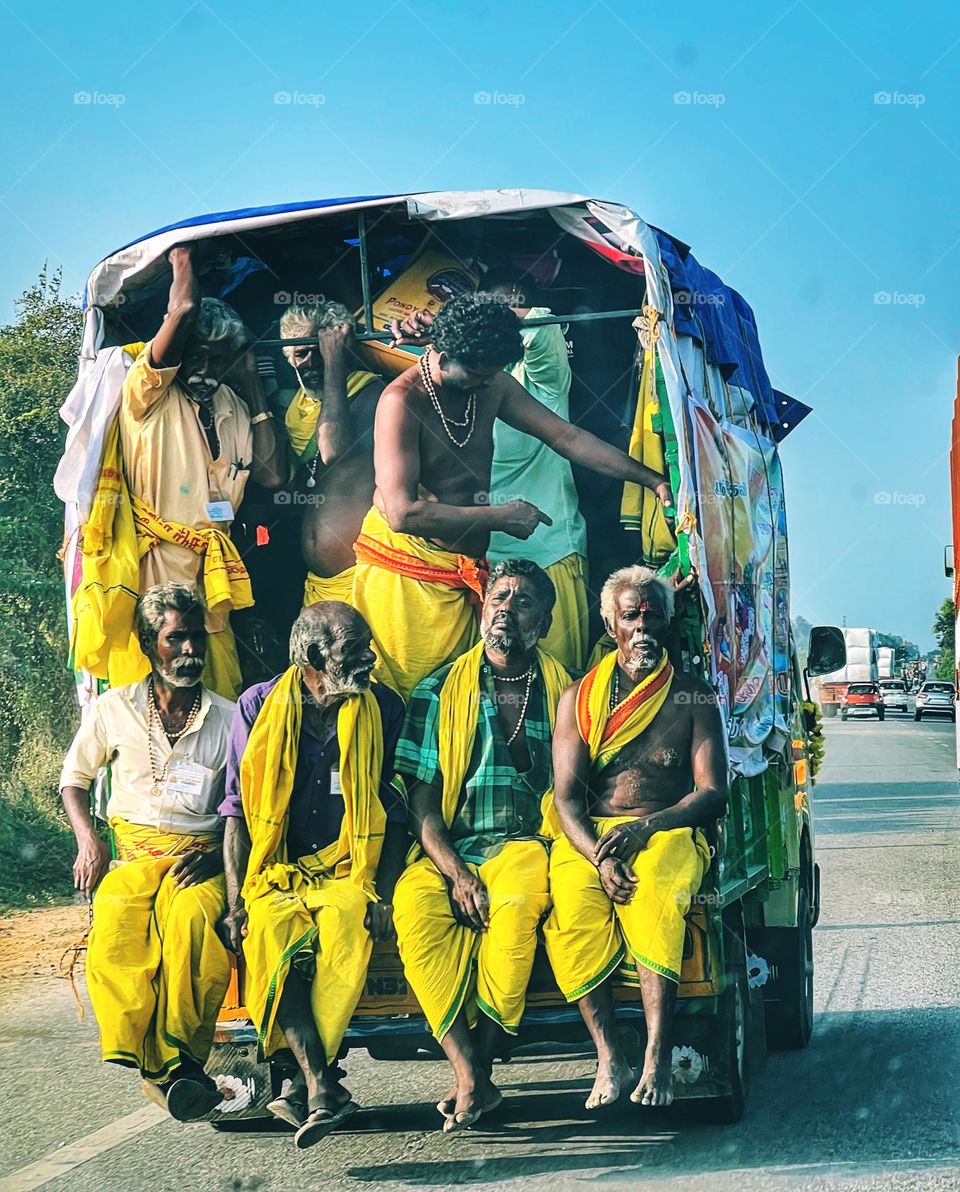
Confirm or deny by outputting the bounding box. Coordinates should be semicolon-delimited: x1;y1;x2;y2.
293;1099;359;1149
441;1090;503;1134
165;1075;224;1122
267;1092;307;1129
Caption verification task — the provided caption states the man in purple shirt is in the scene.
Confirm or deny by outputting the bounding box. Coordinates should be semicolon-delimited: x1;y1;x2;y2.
220;601;407;1148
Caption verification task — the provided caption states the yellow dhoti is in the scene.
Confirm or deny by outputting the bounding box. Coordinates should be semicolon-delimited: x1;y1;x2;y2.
243;863;371;1061
85;823;230;1081
303;566;356;608
352;507;486;700
544;821;710;996
541;553;590;673
393;840;549;1040
240;666;387;1063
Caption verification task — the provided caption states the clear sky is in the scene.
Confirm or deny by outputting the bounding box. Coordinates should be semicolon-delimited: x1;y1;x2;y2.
2;0;957;649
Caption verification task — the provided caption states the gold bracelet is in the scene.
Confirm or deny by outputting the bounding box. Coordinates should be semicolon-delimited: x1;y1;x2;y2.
250;411;274;425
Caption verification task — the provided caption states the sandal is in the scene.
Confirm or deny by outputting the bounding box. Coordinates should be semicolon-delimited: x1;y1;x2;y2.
293;1100;359;1149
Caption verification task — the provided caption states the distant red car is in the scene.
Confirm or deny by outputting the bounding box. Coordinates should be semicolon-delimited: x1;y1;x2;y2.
841;682;885;721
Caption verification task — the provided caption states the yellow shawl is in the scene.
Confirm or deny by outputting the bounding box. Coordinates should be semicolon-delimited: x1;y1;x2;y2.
284;370;378;461
620;337;676;559
240;666;387;903
436;639;571;829
541;649;673;835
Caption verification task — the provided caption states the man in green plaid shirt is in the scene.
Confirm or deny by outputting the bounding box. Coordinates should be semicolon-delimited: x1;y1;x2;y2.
392;560;572;1133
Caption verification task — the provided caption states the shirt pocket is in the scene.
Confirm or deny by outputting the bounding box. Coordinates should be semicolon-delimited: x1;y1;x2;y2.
165;760;220;817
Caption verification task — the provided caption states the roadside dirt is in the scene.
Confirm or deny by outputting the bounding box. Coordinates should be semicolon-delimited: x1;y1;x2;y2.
0;902;89;980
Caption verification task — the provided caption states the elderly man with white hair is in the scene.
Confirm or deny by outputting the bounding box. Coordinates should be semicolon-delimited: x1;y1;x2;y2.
220;601;406;1148
278;299;385;607
543;565;728;1112
120;244;284;698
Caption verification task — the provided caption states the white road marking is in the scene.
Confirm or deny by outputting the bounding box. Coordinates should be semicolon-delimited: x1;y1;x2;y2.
0;1105;166;1192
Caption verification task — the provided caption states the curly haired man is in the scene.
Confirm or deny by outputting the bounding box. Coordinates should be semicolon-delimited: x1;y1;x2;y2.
352;293;672;698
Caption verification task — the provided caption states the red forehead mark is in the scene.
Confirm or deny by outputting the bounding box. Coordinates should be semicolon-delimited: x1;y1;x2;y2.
636;600;652;613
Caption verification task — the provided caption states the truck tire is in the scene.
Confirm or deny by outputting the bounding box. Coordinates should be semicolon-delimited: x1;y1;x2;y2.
761;884;814;1050
698;909;751;1124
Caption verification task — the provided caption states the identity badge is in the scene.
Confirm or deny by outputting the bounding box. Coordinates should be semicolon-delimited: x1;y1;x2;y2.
205;500;235;522
329;770;343;795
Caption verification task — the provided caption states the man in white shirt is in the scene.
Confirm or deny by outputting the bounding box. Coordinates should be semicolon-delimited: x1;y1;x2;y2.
60;583;235;1120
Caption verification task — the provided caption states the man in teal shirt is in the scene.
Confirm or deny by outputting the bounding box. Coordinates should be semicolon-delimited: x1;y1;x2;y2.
485;270;589;671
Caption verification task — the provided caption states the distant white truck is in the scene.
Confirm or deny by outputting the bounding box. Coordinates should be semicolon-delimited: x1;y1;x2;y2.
877;646;896;679
817;627;879;718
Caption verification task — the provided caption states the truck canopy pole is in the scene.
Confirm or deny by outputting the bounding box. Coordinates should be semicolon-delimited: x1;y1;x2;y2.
260;307;645;348
357;211;375;334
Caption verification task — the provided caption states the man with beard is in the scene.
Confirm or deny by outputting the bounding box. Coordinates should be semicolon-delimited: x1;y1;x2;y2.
120;244;284;698
544;566;727;1110
392;561;571;1132
220;602;406;1148
353;294;672;699
59;584;234;1120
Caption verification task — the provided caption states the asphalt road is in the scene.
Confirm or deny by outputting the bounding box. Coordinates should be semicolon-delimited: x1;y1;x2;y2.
2;709;958;1192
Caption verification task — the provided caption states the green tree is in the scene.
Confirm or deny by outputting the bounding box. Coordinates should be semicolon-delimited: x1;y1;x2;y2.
932;598;955;683
0;267;83;905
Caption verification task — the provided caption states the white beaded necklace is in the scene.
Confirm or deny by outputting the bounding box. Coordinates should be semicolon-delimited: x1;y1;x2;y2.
419;350;476;448
147;679;202;797
493;666;535;746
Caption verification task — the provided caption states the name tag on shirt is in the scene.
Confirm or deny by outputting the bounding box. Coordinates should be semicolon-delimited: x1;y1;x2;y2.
330;770;342;796
165;760;208;802
205;500;235;522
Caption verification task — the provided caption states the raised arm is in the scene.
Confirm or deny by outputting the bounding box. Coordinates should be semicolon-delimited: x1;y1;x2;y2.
374;384;549;543
498;374;672;506
151;245;200;369
223;347;284;489
313;323;355;465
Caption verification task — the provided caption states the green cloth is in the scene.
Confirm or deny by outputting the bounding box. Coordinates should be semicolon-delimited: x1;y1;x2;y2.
395;658;553;862
488;307;587;569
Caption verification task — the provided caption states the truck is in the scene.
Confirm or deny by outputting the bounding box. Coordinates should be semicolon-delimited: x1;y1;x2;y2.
877;646;895;680
816;627;878;718
61;189;844;1127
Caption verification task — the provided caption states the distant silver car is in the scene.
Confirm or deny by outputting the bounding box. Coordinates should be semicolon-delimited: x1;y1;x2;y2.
914;681;956;722
879;679;909;713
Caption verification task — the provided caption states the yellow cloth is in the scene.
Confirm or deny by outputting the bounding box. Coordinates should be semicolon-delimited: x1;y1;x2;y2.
120;344;254;634
541;554;589;673
239;665;387;1060
352;506;485;699
303;566;356;608
284;371;378;461
86;821;230;1080
436;640;571;833
545;820;711;993
620;338;676;560
540;649;673;836
69;418;148;687
201;624;243;702
394;840;549;1040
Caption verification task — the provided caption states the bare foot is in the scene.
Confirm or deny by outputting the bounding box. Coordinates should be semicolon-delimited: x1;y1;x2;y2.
630;1056;674;1107
585;1055;635;1110
437;1081;458;1118
310;1074;353;1116
442;1076;503;1133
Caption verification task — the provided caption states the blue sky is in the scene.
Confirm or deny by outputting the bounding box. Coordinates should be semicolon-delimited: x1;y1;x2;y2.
2;0;957;649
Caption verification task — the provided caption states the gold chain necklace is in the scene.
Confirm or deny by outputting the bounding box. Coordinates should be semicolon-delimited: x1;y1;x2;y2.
147;680;202;797
419;350;476;448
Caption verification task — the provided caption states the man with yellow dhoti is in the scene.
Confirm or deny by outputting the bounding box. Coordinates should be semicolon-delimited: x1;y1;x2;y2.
277;300;384;608
358;294;673;700
392;561;571;1132
60;583;234;1121
116;244;283;698
544;566;727;1109
220;602;406;1149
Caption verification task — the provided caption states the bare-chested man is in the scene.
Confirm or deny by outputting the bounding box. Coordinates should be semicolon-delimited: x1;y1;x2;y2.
279;300;385;606
544;566;727;1109
352;294;672;698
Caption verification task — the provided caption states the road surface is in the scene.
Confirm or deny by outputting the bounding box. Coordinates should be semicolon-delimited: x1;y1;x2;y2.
2;709;958;1191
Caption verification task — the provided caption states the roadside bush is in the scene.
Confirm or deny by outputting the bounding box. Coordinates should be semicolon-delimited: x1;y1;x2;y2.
0;268;82;907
